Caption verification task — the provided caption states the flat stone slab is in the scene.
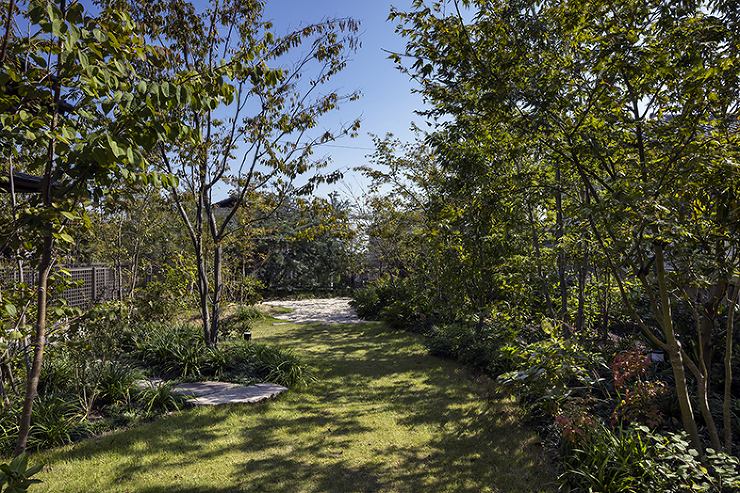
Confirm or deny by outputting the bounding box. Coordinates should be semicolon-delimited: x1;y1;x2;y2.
173;381;241;398
183;383;288;407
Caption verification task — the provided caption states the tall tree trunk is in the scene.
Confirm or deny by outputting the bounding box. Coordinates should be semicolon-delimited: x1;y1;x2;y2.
555;163;569;337
528;204;555;319
195;241;211;348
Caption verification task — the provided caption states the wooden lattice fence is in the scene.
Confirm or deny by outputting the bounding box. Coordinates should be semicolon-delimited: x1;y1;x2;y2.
1;263;121;310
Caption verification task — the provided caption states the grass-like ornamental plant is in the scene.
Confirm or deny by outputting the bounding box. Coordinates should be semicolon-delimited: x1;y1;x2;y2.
28;396;87;451
135;382;186;414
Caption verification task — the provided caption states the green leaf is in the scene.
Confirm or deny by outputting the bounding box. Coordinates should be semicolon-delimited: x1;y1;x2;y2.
4;304;17;318
55;232;74;243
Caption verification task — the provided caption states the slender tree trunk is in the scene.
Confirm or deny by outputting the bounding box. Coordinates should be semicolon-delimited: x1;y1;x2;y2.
209;242;223;347
528;204;554;319
654;242;703;455
576;253;587;335
724;287;736;452
3;361;17;396
195;241;211;347
14;232;53;456
555;163;569;337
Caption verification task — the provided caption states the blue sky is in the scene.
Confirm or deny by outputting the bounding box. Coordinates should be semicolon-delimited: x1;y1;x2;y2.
259;1;428;200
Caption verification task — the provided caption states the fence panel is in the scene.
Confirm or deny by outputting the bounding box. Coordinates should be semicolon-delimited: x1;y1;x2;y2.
1;263;121;310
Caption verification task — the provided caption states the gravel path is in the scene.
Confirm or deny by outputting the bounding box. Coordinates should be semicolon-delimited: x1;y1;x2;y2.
263;297;366;325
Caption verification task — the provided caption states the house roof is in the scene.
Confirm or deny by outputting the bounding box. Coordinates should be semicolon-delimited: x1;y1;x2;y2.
0;171;47;194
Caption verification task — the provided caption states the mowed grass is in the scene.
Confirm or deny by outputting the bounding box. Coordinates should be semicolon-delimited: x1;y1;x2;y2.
34;317;557;492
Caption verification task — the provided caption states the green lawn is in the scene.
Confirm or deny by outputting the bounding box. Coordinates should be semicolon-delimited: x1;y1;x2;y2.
34;318;557;492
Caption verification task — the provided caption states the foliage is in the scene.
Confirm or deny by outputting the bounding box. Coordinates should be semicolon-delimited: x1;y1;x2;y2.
424;316;518;375
560;424;656;493
135;382;185;414
610;347;668;428
28;395;87;450
389;0;740;455
126;322;205;378
0;453;42;493
133;254;196;323
350;274;428;329
498;334;606;416
235;305;265;323
651;430;740;492
226;340;315;389
561;425;740;493
95;362;139;407
350;275;398;320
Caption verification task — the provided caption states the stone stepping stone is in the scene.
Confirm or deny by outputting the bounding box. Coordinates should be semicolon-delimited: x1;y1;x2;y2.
173;382;288;407
173;381;241;398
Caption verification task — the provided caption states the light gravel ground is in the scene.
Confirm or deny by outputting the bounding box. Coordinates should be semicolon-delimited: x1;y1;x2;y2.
263;297;367;325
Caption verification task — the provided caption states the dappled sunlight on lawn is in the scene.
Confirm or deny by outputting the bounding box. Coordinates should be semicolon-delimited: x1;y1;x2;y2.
36;320;556;492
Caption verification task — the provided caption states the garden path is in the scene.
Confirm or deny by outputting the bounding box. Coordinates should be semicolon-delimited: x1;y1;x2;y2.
263;297;366;325
170;298;361;406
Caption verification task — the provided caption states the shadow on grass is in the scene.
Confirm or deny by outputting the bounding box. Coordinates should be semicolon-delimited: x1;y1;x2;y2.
37;320;556;493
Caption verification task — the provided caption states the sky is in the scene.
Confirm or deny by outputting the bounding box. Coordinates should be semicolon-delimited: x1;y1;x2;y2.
255;0;429;201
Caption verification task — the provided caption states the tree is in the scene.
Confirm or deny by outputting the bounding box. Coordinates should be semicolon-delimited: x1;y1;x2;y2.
126;0;360;347
391;0;740;454
0;0;232;454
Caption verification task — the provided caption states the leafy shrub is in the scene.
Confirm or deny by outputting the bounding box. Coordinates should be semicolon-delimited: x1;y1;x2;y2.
609;346;668;427
425;320;515;375
0;403;21;454
652;431;740;492
127;322;205;378
238;276;265;305
560;424;740;493
164;341;204;378
202;346;230;378
560;424;656;493
498;334;605;416
235;305;265;323
133;259;196;322
0;452;43;492
351;274;409;321
350;280;386;320
67;300;131;357
37;348;76;397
